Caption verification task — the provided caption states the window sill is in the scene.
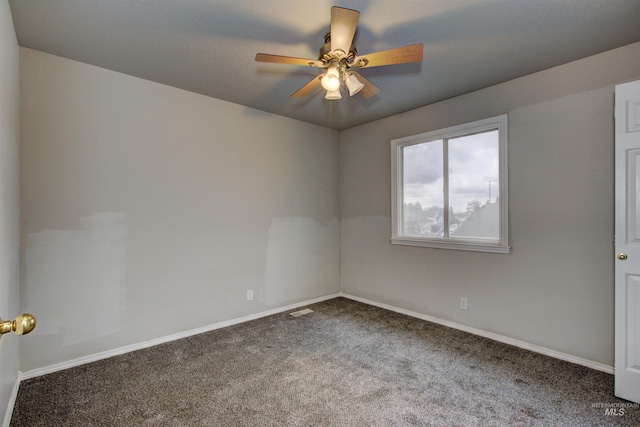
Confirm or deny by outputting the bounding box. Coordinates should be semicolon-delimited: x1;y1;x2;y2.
390;237;511;254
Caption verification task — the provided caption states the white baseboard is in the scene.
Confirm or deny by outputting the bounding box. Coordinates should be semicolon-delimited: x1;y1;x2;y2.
16;290;613;384
340;292;614;374
2;373;20;427
18;293;340;381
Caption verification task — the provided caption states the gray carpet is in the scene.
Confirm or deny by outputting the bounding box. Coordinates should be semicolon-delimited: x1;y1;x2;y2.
10;297;640;426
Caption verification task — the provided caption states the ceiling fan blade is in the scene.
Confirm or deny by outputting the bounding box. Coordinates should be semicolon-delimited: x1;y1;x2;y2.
256;53;322;67
352;43;423;68
291;75;323;98
330;6;359;54
351;72;380;99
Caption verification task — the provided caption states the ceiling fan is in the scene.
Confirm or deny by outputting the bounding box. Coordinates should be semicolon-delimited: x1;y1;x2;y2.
255;6;423;100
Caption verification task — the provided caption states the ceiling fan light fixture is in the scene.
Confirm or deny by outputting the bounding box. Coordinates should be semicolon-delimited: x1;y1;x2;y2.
345;73;365;96
255;7;423;101
321;66;341;91
325;89;342;100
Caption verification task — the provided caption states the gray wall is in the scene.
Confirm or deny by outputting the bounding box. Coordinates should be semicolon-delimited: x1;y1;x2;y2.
19;48;340;371
340;42;640;366
17;38;640;374
0;2;20;423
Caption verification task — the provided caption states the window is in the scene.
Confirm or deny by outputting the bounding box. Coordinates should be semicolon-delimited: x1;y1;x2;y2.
391;115;509;253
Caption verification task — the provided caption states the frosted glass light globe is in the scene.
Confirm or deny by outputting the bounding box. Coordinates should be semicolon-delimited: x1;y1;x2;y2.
321;67;341;92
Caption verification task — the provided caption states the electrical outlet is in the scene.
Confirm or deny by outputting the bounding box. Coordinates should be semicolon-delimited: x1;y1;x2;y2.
460;297;468;310
247;290;253;301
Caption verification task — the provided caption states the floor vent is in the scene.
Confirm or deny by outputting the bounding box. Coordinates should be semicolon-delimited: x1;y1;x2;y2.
290;308;314;317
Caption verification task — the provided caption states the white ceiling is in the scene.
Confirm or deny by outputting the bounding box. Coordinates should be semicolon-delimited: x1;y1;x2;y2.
9;0;640;130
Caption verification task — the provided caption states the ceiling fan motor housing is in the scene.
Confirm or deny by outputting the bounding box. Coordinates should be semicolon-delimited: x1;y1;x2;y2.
319;32;357;64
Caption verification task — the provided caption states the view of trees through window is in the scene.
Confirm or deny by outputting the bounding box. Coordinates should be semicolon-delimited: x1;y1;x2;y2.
402;129;500;241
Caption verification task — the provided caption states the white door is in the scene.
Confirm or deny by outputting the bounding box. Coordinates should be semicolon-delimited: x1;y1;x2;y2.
615;79;640;404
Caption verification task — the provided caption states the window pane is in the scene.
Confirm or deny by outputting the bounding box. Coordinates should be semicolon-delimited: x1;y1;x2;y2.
391;115;508;252
448;130;500;240
402;140;443;237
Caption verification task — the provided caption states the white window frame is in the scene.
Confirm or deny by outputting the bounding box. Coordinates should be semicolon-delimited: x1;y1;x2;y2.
391;115;510;253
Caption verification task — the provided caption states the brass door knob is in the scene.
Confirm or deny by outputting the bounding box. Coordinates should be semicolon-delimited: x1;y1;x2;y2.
618;253;628;261
0;314;36;336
